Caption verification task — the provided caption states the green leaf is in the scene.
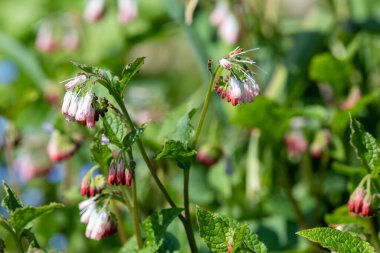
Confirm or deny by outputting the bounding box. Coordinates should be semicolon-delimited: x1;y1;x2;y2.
9;203;64;235
1;181;23;213
103;112;127;148
309;53;352;94
119;57;145;96
142;208;183;249
155;140;196;170
231;97;295;142
91;133;112;170
171;108;197;148
297;227;376;253
0;238;4;252
197;207;267;253
158;232;180;253
123;125;146;148
349;115;380;175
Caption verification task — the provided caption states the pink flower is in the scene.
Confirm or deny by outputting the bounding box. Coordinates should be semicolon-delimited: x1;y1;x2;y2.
85;210;117;240
35;24;58;53
210;2;239;44
210;2;229;27
361;196;373;216
81;177;90;196
86;104;96;128
125;169;132;187
84;0;105;23
108;162;116;185
116;159;125;185
284;131;308;159
222;77;259;106
118;0;138;24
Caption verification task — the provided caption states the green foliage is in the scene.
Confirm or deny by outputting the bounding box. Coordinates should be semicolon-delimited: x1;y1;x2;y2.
103;111;127;148
119;57;145;97
9;203;64;235
297;227;376;253
123;125;146;148
309;53;352;94
197;207;267;253
155;140;197;170
142;208;183;250
349;115;380;175
1;181;23;214
91;133;112;170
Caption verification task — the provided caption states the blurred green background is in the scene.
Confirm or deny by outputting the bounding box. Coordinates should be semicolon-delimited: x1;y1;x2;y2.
1;0;380;252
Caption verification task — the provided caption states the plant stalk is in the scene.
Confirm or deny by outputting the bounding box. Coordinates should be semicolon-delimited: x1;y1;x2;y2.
111;200;127;245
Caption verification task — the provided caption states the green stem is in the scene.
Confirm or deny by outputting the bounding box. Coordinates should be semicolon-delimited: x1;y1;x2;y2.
113;95;200;251
192;65;222;148
368;217;380;251
111;200;127;245
183;167;198;253
0;220;24;253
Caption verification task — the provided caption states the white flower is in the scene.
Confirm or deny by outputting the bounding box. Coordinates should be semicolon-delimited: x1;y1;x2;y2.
65;75;86;90
66;94;80;121
210;2;240;44
85;209;116;240
210;2;229;27
75;92;93;124
118;0;138;24
61;90;73;115
79;198;97;224
84;0;105;23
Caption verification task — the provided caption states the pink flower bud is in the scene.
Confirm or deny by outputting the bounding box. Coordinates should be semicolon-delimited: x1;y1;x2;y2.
219;59;232;69
116;159;125;185
84;0;105;23
108;163;116;185
86;104;96;128
35;24;58;53
361;196;373;216
81;177;90;196
125;169;132;187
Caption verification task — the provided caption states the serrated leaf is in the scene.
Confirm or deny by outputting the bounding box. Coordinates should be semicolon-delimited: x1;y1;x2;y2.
103;112;127;148
119;57;145;96
2;181;23;214
155;140;196;170
9;203;64;235
349;116;380;175
309;53;352;94
297;227;376;253
171;109;197;148
91;134;112;170
123;125;146;148
197;207;267;253
142;208;183;249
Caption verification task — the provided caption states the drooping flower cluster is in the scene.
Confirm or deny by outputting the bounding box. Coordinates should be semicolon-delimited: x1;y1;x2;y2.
108;157;132;187
79;197;117;240
348;177;379;217
61;75;97;128
84;0;138;24
81;174;106;197
215;48;260;106
210;2;240;44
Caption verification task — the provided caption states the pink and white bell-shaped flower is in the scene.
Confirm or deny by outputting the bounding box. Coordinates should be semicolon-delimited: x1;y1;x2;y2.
64;75;86;90
84;0;105;23
35;23;58;53
117;0;138;24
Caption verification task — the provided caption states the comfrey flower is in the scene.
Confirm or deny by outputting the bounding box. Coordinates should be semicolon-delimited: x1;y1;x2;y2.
47;130;81;162
79;198;117;240
81;174;106;197
108;157;132;187
210;2;240;44
348;176;379;217
35;23;58;53
215;48;260;106
84;0;105;23
118;0;138;24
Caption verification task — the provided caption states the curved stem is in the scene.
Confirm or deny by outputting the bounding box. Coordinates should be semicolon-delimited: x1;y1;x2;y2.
192;65;222;148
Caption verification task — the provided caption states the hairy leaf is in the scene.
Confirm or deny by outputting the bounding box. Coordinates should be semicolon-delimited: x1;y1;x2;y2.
297;227;376;253
155;140;196;170
91;133;112;170
9;203;64;235
1;181;23;214
143;208;183;249
123;125;146;148
171;108;197;148
103;112;127;148
119;57;145;96
350;115;380;175
197;207;267;253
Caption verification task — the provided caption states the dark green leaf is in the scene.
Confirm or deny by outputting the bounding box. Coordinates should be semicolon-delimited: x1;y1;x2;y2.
349;115;380;175
142;208;183;249
91;133;112;170
197;207;267;253
297;227;376;253
309;53;352;94
0;238;4;253
119;57;145;96
9;203;64;235
158;232;180;253
103;112;127;148
123;125;146;148
155;140;196;170
1;181;23;214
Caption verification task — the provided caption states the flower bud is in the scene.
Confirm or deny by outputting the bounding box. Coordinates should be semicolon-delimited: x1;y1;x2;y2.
118;0;138;24
65;75;86;90
197;143;223;167
125;169;132;187
81;177;90;196
116;159;125;185
84;0;105;23
108;162;116;185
